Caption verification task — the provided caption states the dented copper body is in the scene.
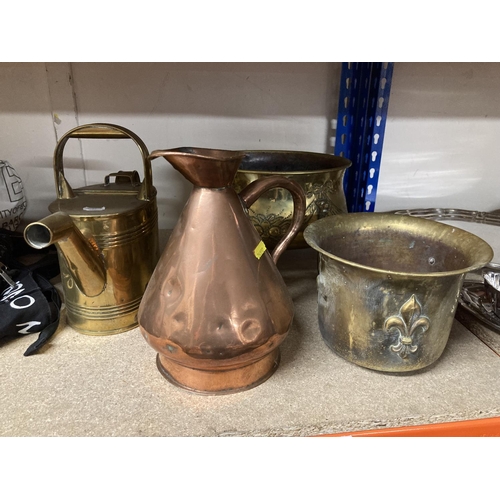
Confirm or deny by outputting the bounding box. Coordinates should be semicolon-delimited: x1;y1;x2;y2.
304;213;493;372
138;147;306;394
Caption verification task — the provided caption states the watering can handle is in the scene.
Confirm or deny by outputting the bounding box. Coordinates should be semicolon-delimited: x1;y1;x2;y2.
239;175;307;264
53;123;154;201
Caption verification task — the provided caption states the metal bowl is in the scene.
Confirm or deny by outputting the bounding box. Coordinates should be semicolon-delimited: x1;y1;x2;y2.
233;151;351;249
304;213;494;373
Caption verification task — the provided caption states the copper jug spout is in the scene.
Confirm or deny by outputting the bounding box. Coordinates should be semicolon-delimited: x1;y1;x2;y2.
148;147;245;188
24;211;106;297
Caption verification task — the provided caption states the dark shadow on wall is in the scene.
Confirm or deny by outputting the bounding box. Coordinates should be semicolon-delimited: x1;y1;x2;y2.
69;62;340;118
388;62;500;118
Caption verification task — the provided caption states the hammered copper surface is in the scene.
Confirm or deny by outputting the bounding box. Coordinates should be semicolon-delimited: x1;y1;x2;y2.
233;150;351;249
138;147;306;394
304;213;493;372
24;123;159;335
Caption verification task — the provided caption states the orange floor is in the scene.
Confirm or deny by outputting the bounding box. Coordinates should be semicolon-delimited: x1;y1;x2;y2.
320;416;500;437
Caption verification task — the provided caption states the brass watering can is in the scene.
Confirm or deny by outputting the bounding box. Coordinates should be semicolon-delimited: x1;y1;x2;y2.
24;123;159;335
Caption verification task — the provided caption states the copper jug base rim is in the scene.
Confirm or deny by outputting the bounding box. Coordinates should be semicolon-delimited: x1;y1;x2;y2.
156;349;281;395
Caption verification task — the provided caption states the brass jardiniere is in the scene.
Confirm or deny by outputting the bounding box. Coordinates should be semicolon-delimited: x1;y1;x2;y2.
304;213;493;372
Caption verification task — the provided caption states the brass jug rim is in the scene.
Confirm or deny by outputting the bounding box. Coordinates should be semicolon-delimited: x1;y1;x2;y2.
238;150;352;175
238;167;349;175
304;212;494;278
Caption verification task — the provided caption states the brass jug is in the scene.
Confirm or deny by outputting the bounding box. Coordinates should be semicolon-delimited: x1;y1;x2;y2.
138;147;306;394
24;123;159;335
233;150;351;249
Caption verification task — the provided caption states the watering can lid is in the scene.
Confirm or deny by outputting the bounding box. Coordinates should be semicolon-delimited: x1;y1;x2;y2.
48;173;156;218
52;123;156;210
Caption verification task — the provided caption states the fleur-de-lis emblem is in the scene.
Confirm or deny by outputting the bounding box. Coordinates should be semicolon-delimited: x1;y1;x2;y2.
383;295;430;359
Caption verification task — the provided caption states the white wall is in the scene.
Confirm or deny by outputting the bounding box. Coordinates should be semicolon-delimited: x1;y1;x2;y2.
2;61;500;236
0;62;339;232
377;62;500;212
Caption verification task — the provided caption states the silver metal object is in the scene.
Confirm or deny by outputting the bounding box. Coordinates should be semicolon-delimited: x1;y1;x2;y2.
459;273;500;333
484;270;500;319
393;208;500;226
0;261;15;288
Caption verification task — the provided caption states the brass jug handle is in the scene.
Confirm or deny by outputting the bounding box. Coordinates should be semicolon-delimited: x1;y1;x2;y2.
53;123;154;201
239;175;306;263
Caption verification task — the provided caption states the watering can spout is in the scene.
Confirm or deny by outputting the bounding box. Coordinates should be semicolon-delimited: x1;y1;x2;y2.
24;211;106;297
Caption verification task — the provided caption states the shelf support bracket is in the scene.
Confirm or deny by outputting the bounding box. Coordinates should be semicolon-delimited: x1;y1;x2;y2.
334;62;394;212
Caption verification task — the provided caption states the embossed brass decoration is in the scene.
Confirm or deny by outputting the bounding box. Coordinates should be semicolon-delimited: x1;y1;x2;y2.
24;123;159;335
304;213;493;372
138;147;306;395
233;151;351;249
384;295;430;359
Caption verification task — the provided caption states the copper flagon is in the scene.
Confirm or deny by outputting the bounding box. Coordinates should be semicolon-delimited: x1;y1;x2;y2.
138;147;306;394
24;123;159;335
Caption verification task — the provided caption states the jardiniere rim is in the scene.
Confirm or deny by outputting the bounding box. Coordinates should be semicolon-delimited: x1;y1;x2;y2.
303;213;494;278
238;149;352;176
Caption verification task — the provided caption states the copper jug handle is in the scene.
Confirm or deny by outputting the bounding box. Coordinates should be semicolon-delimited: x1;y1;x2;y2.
53;123;154;201
239;175;306;263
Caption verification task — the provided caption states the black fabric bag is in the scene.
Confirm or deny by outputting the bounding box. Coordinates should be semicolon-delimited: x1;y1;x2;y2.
0;228;61;356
